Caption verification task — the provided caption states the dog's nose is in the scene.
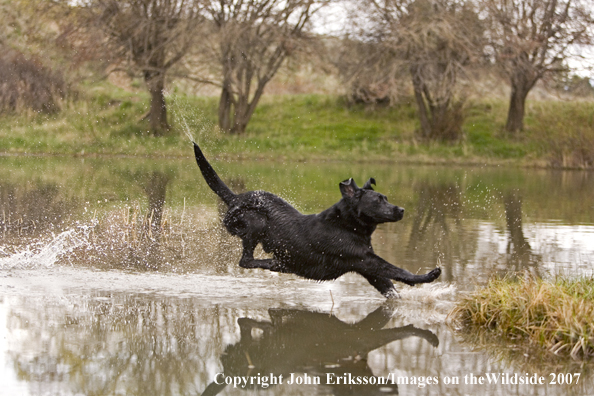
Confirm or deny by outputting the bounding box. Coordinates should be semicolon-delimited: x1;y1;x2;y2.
397;207;404;216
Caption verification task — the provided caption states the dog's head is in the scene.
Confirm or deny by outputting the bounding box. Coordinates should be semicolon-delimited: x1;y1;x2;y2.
339;178;404;224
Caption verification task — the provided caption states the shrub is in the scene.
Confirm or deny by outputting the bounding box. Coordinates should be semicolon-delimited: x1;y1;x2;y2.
0;48;67;114
529;101;594;169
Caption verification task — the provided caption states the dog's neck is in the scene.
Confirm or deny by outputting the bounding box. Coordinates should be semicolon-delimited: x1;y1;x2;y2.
319;200;378;237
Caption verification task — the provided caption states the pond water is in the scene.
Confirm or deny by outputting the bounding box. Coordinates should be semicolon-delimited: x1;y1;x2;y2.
0;155;593;396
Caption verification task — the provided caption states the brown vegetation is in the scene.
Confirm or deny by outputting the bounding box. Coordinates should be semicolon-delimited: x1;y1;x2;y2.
0;48;66;114
451;274;594;359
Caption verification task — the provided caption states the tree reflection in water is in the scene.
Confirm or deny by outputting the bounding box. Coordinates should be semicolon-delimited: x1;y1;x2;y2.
502;189;541;274
0;182;76;240
9;294;225;395
406;182;467;282
141;171;171;269
402;182;542;282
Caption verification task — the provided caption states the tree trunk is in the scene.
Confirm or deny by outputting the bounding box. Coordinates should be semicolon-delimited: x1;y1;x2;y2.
218;82;233;132
231;116;248;135
229;81;268;135
145;72;169;136
410;67;432;139
230;93;249;135
505;73;534;134
217;77;269;135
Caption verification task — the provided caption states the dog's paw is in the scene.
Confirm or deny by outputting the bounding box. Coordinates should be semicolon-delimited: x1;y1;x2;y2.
428;267;442;280
424;331;440;348
383;289;401;300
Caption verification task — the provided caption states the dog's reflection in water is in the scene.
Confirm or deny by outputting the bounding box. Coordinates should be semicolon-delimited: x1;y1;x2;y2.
202;303;439;395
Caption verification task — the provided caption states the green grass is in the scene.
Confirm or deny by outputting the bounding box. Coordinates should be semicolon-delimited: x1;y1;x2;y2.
527;100;594;168
451;274;594;359
0;81;592;167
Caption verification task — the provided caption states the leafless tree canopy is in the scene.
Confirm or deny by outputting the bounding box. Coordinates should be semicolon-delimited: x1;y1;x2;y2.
202;0;328;134
2;0;592;140
334;37;404;105
90;0;204;135
483;0;594;132
348;0;483;140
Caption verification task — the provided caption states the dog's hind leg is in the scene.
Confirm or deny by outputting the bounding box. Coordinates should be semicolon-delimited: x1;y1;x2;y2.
238;239;262;268
238;239;286;271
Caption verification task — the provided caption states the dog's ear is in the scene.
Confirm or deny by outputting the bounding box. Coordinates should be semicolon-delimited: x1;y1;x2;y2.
339;178;359;198
362;178;376;190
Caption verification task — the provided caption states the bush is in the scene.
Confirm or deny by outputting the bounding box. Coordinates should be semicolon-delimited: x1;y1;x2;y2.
0;48;67;114
529;101;594;169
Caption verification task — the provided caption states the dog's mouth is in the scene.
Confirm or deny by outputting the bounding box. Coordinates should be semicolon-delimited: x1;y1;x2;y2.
365;205;404;223
393;206;405;221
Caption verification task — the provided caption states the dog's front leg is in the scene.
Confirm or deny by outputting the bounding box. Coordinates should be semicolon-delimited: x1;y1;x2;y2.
361;274;401;299
354;303;397;330
358;254;441;287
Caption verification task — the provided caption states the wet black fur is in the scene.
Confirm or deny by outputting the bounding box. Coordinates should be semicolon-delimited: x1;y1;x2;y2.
193;142;441;298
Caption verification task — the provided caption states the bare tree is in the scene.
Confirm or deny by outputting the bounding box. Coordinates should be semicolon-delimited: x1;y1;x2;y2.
483;0;594;133
334;37;405;105
89;0;204;136
358;0;483;140
203;0;328;135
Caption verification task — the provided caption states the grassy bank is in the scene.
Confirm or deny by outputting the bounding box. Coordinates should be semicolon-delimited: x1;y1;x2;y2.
0;82;593;167
451;274;594;359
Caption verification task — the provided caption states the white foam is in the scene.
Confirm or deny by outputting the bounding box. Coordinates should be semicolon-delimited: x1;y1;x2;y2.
399;282;458;302
0;227;87;270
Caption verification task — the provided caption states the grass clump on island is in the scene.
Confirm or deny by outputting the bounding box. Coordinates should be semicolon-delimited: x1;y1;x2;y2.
451;274;594;360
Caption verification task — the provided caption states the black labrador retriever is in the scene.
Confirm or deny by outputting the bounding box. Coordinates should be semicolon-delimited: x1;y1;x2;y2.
193;142;441;298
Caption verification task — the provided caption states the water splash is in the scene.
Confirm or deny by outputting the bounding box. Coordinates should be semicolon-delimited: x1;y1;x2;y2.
0;224;92;270
400;282;457;302
168;93;214;144
180;115;196;143
391;283;458;325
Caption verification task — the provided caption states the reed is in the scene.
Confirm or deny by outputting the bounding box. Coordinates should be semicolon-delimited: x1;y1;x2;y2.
68;204;243;272
451;273;594;360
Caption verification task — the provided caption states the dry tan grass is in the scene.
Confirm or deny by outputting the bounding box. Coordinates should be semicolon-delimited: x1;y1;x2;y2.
451;273;594;360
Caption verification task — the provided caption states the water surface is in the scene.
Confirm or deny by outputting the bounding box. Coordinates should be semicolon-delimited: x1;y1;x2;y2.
0;155;593;395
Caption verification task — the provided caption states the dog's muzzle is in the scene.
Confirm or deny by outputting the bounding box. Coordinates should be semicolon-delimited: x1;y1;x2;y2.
394;206;404;221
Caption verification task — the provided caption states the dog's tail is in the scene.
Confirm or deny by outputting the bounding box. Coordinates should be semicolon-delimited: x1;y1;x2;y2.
193;142;236;206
